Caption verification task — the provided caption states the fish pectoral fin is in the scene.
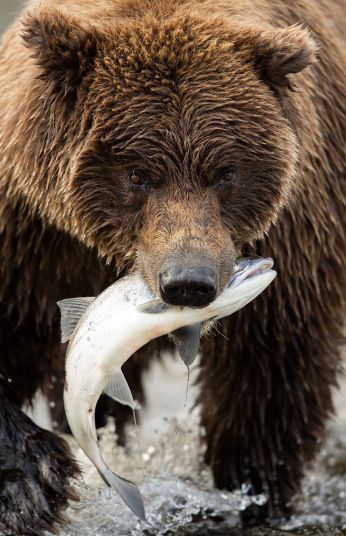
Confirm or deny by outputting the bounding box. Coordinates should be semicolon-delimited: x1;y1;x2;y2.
57;296;95;343
171;323;201;368
137;299;169;314
98;466;146;521
104;370;135;409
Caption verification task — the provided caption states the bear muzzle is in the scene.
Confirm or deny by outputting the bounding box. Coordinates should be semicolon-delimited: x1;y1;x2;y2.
159;265;218;307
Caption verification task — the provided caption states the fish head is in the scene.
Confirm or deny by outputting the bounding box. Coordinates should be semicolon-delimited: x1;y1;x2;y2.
228;256;274;288
200;257;276;331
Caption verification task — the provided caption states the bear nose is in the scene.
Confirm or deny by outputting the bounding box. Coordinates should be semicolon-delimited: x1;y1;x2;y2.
159;266;217;307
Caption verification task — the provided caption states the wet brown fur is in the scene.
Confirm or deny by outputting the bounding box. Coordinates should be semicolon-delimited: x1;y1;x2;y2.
0;0;345;532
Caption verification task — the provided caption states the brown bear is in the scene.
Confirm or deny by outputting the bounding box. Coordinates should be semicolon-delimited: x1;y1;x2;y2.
0;0;345;533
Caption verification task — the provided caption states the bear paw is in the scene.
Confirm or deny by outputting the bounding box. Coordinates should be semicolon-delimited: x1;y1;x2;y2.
0;397;80;535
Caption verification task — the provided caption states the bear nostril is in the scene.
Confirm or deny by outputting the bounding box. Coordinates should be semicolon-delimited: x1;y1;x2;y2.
196;286;211;294
160;266;217;307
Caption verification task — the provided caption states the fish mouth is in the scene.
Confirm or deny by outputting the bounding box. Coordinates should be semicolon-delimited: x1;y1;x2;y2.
228;257;274;288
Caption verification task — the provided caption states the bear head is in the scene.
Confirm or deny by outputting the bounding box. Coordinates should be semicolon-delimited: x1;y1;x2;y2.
22;8;316;306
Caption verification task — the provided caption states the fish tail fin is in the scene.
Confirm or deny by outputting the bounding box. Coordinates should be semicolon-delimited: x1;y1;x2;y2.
97;465;146;521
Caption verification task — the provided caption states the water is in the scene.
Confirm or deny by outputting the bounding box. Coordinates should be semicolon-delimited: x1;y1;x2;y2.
45;355;346;536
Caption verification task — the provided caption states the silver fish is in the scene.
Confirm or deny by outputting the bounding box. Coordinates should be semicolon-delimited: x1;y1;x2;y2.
58;257;276;520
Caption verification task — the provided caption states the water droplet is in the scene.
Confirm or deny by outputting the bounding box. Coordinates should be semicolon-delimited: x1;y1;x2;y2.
241;482;251;494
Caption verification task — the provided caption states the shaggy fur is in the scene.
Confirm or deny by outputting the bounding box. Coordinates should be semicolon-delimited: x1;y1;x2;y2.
0;0;345;532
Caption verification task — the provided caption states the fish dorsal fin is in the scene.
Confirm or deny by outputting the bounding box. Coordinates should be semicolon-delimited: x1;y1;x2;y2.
137;299;169;314
104;369;135;409
57;297;95;343
171;323;201;368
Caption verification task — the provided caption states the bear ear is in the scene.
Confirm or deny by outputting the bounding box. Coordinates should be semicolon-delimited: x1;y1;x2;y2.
22;10;98;96
251;25;317;91
234;24;317;92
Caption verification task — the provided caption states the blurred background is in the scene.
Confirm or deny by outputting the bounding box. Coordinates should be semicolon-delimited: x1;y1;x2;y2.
0;0;24;35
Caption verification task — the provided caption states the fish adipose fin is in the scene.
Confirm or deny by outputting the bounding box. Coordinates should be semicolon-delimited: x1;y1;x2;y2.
57;297;95;343
171;323;201;367
104;370;135;409
98;466;146;521
137;299;169;314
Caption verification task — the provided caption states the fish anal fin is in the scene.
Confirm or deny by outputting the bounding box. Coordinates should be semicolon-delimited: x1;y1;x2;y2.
104;369;135;409
171;323;201;368
57;297;95;343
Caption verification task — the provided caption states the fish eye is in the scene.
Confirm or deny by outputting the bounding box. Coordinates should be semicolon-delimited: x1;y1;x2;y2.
232;263;242;274
128;169;150;191
233;264;246;277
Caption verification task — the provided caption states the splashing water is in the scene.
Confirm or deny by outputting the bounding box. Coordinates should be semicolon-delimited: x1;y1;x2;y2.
132;408;145;480
183;366;190;409
44;355;346;535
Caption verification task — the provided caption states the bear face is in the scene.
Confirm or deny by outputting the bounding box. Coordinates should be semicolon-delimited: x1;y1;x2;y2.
22;9;316;304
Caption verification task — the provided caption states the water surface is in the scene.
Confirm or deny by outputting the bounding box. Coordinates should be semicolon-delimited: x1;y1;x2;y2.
48;356;346;536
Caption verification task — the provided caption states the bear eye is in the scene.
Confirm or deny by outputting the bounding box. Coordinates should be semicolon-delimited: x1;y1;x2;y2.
214;166;237;187
207;166;237;188
128;169;150;190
